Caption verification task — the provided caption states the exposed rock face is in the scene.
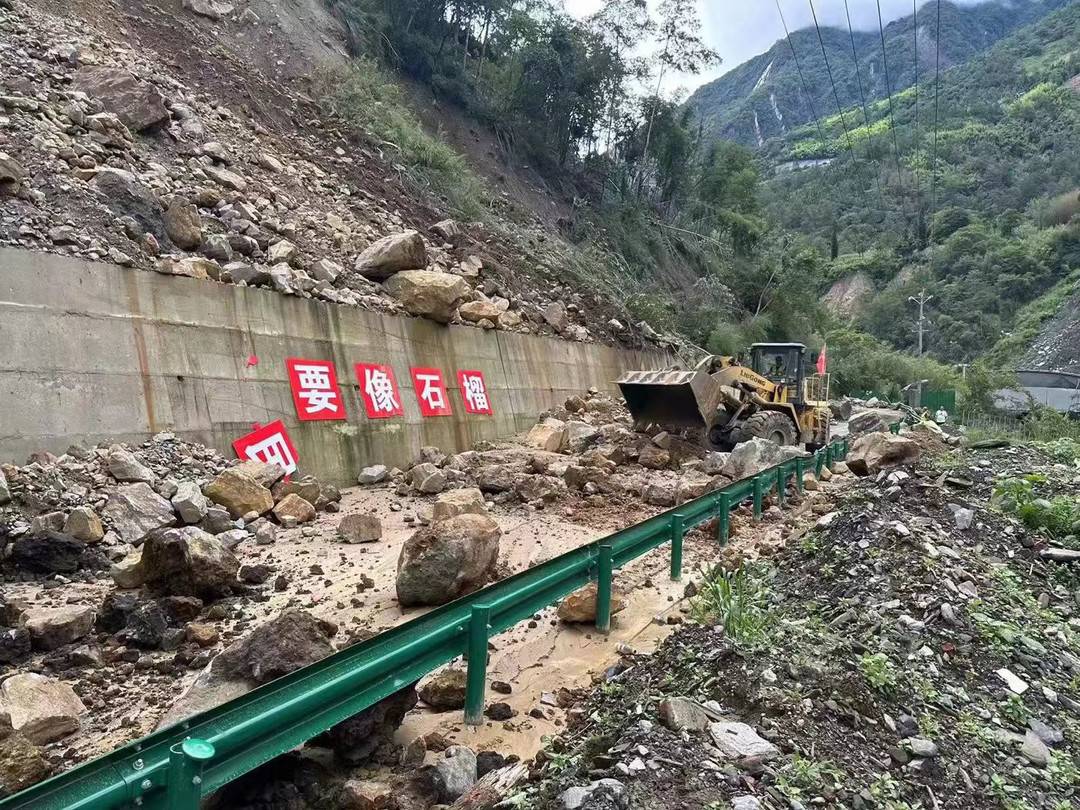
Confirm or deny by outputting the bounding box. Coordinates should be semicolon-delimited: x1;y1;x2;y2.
383;271;470;323
337;513;382;544
557;582;627;623
846;433;921;476
139;527;239;598
396;514;502;606
203;468;274;519
73;66;169;131
418;668;467;710
102;482;176;544
1;673;86;744
22;606;96;650
822;272;874;318
354;230;427;280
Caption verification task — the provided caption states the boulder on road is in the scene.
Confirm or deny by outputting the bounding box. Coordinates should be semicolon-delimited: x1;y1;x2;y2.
722;438;782;480
1;673;86;745
102;483;176;544
396;514;501;606
525;418;567;452
435;746;477;802
204;468;273;519
431;488;487;522
846;433;921;476
172;481;210;524
74;66;169;131
272;493;316;524
22;606;96;651
384;271;471;323
409;463;447;494
354;230;427;280
357;465;388;485
338;513;382;544
140;526;239;598
418;668;467;710
847;410;887;436
557;582;627;623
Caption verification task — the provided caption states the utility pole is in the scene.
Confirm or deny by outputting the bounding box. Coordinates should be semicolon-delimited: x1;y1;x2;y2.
909;289;932;407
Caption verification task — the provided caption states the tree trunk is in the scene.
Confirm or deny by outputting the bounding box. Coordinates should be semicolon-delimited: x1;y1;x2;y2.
449;763;529;809
476;7;493;83
637;57;668;197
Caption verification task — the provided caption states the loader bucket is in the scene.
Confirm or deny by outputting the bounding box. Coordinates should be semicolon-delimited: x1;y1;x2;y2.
616;368;722;430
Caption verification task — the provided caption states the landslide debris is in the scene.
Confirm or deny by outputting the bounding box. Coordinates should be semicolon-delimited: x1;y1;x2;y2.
520;440;1080;809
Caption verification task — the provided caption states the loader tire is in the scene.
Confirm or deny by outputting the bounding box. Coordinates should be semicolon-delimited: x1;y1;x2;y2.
737;411;798;447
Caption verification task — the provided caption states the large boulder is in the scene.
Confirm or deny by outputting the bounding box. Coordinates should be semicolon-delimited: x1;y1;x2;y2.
354;230;427;280
74;66;169;131
848;410;887;436
11;533;85;574
721;438;782;480
110;548;146;588
525;418;567;452
337;513;382;544
204;468;274;519
90;168;167;244
384;271;470;323
106;448;155;483
557;582;627;623
139;527;239;598
0;732;51;797
431;488;487;522
846;433;921;476
272;493;316;524
317;685;418;766
1;673;86;744
435;746;477;803
418;668;467;710
102;483;176;544
396;514;502;606
22;606;96;650
163;198;203;250
409;463;447;494
63;506;104;543
172;481;210;524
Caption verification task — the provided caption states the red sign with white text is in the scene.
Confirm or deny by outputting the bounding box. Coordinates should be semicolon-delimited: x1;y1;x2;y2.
355;362;405;419
286;358;346;421
410;367;453;417
232;420;299;475
456;369;493;415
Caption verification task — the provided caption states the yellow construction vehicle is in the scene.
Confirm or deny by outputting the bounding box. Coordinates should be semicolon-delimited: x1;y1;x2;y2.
617;343;831;450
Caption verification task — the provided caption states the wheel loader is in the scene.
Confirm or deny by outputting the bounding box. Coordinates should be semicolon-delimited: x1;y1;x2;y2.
616;343;831;450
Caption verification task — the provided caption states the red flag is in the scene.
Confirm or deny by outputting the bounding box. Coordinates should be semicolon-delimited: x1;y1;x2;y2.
816;344;827;375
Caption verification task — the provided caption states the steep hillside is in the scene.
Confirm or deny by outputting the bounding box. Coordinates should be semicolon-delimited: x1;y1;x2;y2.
686;0;1067;150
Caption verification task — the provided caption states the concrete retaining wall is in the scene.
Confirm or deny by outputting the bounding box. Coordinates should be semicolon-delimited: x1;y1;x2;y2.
0;249;670;484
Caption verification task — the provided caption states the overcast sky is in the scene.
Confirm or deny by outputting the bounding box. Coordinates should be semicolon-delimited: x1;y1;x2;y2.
563;0;992;93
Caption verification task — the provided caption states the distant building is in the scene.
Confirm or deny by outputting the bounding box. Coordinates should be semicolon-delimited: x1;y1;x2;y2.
993;369;1080;416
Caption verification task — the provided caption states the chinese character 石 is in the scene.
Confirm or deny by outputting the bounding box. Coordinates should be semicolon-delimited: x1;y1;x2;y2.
294;364;339;415
462;374;489;412
246;431;297;474
365;366;400;414
416;372;446;411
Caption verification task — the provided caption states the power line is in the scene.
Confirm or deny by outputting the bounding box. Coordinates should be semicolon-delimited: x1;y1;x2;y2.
912;0;922;231
774;0;829;150
876;0;908;220
930;0;943;244
808;0;858;163
842;0;889;218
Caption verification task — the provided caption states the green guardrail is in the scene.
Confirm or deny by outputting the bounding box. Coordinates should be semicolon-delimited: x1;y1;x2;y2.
2;437;858;810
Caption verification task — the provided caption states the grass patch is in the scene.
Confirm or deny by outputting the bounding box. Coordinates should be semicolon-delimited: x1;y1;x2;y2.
690;564;772;646
314;59;489;220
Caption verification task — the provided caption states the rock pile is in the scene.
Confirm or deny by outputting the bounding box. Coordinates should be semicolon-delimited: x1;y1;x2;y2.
0;0;654;347
362;390;775;515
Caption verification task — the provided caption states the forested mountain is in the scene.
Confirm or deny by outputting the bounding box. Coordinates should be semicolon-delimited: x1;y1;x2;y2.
685;0;1069;149
761;1;1080;367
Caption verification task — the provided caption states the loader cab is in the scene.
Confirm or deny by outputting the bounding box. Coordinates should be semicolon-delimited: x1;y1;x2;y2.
750;343;806;404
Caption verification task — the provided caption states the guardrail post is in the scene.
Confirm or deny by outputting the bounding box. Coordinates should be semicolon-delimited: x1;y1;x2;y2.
167;738;214;810
775;464;786;507
669;513;685;580
752;476;764;521
824;444;833;469
596;544;613;634
464;604;491;726
814;449;824;477
716;493;731;544
794;457;804;493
